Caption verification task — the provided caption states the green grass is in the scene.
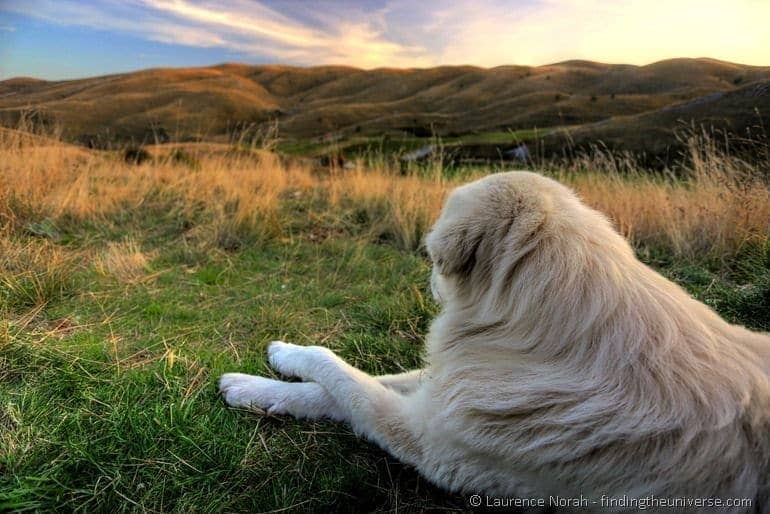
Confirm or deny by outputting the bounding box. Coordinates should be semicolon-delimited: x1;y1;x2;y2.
276;128;553;159
1;214;768;512
0;232;460;512
441;128;552;145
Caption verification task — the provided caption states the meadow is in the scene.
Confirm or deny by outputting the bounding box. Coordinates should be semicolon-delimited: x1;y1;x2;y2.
1;126;769;512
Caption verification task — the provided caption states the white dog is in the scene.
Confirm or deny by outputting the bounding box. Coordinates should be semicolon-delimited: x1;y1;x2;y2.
219;172;770;512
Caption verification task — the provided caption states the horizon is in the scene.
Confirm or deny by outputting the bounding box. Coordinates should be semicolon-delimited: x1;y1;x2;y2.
2;0;770;80
3;56;760;83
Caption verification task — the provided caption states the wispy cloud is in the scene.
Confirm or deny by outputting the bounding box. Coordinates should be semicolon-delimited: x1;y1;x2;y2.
139;0;431;67
2;0;769;67
0;25;16;32
1;0;431;68
2;1;230;48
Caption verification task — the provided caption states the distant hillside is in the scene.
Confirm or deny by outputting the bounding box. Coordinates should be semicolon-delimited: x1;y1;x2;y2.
1;58;769;154
533;79;770;158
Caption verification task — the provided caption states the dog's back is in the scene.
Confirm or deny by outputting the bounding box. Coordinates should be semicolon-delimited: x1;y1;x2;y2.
422;172;770;511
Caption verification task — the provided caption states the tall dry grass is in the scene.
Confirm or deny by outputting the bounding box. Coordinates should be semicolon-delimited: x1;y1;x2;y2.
557;140;770;260
94;238;153;283
1;125;768;271
0;237;74;311
324;167;448;249
0;130;295;242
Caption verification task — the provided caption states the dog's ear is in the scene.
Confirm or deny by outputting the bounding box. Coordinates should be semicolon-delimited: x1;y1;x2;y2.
425;219;486;277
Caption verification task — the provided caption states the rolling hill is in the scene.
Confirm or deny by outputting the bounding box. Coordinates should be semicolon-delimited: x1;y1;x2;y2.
536;79;770;160
1;58;769;158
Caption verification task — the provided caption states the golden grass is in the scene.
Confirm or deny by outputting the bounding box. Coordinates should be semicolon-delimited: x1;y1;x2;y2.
0;126;768;272
325;167;449;250
0;237;75;311
94;239;154;282
558;144;770;259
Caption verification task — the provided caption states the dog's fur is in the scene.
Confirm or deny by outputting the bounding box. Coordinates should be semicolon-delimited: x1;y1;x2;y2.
220;171;770;512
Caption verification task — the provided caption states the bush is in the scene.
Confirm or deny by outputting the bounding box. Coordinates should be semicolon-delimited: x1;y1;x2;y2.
123;145;152;165
168;148;200;170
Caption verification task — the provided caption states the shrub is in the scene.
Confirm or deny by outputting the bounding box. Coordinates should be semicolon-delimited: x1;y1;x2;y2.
123;145;151;165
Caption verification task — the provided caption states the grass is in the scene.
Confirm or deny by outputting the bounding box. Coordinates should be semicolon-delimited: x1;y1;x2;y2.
2;239;445;512
275;129;553;168
1;127;769;512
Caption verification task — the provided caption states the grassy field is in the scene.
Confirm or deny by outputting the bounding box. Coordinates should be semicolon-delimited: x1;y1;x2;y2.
275;128;551;159
1;129;769;512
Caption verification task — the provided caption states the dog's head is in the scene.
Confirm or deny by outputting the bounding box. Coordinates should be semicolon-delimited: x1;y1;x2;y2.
425;171;589;307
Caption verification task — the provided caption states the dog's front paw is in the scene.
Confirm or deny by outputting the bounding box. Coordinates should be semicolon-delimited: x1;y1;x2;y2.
218;373;294;414
267;340;331;380
267;340;306;378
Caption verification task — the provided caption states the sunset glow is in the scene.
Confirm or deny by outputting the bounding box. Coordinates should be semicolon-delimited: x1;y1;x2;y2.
1;0;769;79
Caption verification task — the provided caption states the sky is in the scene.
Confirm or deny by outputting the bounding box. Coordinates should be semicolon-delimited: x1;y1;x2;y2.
1;0;770;80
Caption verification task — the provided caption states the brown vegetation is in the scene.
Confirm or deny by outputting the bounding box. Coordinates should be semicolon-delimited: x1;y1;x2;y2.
1;59;768;146
1;125;767;271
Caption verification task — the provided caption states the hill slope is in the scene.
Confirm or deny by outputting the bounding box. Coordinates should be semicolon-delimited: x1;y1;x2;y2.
1;59;769;149
534;79;770;161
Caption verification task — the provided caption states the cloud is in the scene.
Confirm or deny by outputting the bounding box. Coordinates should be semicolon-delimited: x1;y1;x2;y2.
2;0;769;67
1;0;431;68
136;0;431;67
397;0;770;66
0;25;16;32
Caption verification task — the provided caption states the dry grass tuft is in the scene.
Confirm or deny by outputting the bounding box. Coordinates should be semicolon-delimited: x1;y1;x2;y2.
555;141;770;260
0;238;76;311
94;239;154;282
